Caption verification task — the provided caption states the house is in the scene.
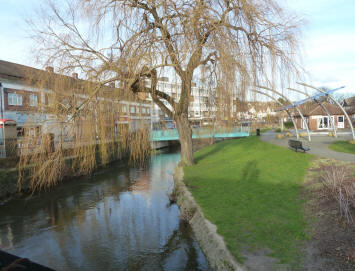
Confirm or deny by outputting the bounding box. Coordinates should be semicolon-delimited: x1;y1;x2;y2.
294;101;348;131
233;100;278;121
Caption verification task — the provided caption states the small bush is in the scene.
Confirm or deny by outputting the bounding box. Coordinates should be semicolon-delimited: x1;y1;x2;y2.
284;121;294;129
275;128;281;133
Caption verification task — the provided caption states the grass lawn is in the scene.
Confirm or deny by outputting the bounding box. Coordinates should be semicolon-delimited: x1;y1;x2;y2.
184;136;313;267
328;140;355;154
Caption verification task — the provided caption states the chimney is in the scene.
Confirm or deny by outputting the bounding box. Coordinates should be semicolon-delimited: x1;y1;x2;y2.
72;73;78;79
45;66;54;73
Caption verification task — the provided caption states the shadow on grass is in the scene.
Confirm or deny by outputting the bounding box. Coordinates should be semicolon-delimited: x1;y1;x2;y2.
241;160;260;183
194;138;258;164
194;140;229;164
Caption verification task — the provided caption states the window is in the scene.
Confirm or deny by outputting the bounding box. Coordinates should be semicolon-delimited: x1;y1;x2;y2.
130;106;135;114
141;107;146;114
338;116;344;128
17;127;24;137
122;105;127;113
8;93;22;106
29;94;38;107
147;108;150;114
317;116;330;129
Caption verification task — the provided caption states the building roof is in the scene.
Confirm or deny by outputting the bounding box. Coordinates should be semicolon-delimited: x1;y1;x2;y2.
0;59;144;103
0;59;88;91
295;101;344;117
234;99;277;113
0;60;44;81
343;97;355;107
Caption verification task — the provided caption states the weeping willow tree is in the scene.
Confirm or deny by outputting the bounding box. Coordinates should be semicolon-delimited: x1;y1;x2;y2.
27;0;302;169
18;68;151;191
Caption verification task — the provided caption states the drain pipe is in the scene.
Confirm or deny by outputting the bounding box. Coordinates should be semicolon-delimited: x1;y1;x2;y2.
0;82;3;119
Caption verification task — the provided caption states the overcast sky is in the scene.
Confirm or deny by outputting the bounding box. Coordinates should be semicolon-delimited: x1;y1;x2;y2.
0;0;354;96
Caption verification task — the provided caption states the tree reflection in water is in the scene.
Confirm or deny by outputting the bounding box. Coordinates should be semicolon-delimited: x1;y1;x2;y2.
0;150;209;270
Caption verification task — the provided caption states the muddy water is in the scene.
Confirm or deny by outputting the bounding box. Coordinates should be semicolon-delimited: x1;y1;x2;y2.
0;150;209;270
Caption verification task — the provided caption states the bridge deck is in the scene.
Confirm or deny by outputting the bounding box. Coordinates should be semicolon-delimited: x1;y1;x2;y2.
150;128;249;141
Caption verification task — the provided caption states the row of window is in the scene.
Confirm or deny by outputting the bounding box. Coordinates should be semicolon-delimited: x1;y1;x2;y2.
128;105;150;114
8;93;38;107
8;92;151;115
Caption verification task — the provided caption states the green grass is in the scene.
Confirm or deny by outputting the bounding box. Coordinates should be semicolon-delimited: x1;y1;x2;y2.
184;136;313;267
328;140;355;154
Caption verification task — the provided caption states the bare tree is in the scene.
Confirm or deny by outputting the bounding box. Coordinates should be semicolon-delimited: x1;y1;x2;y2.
29;0;302;166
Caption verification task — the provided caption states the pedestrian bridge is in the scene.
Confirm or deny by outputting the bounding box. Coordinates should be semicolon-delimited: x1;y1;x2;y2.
150;128;249;141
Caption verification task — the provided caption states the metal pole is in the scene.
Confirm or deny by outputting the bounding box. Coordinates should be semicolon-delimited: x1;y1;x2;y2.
288;87;337;137
297;82;354;140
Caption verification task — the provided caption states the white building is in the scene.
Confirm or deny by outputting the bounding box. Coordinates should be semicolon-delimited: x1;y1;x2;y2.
145;77;217;127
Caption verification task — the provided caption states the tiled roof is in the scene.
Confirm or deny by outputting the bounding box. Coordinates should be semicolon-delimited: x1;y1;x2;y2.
343;97;355;107
295;101;344;116
0;59;135;101
0;60;43;80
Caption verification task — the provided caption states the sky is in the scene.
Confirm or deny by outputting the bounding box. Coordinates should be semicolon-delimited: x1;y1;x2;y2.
0;0;354;97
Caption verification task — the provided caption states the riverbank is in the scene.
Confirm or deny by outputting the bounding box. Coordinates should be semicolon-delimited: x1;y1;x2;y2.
180;136;313;270
173;165;244;271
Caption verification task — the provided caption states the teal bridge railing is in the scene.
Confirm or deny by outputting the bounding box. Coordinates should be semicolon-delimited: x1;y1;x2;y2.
150;127;250;141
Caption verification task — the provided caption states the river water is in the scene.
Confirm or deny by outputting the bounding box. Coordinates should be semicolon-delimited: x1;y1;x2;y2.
0;149;209;270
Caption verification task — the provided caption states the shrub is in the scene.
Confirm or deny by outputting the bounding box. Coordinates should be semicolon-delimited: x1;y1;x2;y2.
284;121;294;129
319;164;355;225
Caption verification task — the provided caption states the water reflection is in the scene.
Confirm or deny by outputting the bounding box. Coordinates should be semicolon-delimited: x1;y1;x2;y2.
0;150;209;270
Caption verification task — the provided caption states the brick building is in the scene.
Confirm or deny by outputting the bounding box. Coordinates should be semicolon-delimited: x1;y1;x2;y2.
0;60;152;141
294;102;347;131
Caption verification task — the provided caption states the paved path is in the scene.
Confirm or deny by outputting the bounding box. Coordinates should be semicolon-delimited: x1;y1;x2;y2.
261;130;355;162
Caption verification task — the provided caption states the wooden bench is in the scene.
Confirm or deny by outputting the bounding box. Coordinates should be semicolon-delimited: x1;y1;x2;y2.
288;139;310;153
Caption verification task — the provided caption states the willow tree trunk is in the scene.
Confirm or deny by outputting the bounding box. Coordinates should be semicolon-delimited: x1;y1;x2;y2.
175;113;194;166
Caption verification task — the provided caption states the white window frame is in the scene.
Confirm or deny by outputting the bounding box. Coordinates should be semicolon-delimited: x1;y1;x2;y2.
29;94;38;107
302;117;309;129
316;116;333;129
337;115;344;128
130;106;135;114
122;105;127;113
8;93;22;106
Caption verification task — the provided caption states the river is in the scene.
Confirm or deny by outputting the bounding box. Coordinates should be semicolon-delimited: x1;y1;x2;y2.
0;149;209;270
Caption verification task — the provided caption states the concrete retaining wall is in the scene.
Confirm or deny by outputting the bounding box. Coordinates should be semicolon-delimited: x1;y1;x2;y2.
173;165;245;271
